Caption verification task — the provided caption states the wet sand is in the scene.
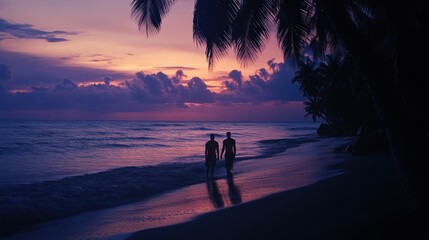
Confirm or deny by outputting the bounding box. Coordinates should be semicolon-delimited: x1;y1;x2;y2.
127;142;425;239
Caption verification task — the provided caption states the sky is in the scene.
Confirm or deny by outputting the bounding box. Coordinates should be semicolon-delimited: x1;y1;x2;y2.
0;0;308;121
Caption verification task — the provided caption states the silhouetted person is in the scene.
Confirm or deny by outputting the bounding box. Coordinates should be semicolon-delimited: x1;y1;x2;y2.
205;134;219;179
221;131;236;177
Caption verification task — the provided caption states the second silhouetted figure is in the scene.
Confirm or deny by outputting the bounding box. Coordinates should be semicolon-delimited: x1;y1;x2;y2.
205;134;219;179
221;131;236;177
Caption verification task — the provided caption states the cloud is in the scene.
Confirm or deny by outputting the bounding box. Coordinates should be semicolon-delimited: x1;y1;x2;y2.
218;59;304;103
87;54;117;63
223;70;243;91
0;59;303;118
0;79;139;112
0;71;217;113
228;70;243;85
0;64;12;81
152;66;199;71
59;54;81;61
0;18;77;42
0;64;12;92
172;70;186;84
104;76;112;86
126;71;214;104
89;58;115;63
55;79;78;91
0;50;130;88
265;60;304;101
45;37;69;42
181;77;215;103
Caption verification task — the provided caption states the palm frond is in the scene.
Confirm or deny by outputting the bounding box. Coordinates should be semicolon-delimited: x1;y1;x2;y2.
309;3;328;60
352;0;378;19
276;0;312;67
349;1;398;79
193;0;240;70
232;0;277;65
131;0;176;36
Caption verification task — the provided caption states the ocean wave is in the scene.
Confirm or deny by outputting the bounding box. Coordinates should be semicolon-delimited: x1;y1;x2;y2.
81;130;113;136
0;146;33;156
26;131;58;137
141;143;170;147
130;136;155;141
0;162;207;236
0;136;160;156
95;143;140;149
148;123;185;127
128;127;153;131
67;136;155;142
92;142;169;149
189;127;212;131
257;137;318;157
100;136;155;142
288;127;319;130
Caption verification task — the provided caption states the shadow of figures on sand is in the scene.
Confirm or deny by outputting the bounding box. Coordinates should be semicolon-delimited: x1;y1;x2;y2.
227;174;242;205
206;180;224;208
206;175;242;209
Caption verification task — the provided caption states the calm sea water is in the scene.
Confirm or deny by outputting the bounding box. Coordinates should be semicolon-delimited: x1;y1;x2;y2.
0;121;319;185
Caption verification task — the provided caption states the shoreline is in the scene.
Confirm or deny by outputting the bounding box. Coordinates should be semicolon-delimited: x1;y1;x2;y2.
0;135;319;238
127;146;425;239
2;136;352;239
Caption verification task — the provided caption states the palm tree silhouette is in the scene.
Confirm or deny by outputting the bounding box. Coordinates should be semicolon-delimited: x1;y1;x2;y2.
293;53;380;135
292;59;326;123
131;0;429;219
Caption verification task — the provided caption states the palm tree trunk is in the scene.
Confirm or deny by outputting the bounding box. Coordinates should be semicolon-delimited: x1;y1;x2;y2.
321;0;428;220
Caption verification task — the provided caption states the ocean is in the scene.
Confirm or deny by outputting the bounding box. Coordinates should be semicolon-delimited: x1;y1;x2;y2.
0;120;319;185
1;120;329;237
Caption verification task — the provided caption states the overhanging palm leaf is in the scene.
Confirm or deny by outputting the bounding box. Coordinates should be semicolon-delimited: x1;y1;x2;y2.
131;0;176;36
193;0;240;70
232;0;277;65
349;1;398;75
276;0;312;67
309;3;334;60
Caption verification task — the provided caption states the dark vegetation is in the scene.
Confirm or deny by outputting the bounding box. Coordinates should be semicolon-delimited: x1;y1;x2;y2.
292;53;389;156
133;0;428;231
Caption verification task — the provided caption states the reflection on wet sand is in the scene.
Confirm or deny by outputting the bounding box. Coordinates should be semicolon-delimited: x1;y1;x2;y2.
206;174;242;208
206;180;224;208
227;175;242;205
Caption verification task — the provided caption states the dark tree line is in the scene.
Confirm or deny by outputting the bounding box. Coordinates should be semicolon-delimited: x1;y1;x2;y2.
292;53;381;137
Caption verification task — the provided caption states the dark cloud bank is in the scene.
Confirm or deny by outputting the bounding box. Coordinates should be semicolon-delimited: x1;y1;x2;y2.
0;60;303;114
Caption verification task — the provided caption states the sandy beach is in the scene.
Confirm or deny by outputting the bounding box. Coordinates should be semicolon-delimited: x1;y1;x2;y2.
127;141;425;239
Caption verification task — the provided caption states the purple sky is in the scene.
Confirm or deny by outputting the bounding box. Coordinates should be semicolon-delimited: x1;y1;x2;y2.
0;0;307;121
